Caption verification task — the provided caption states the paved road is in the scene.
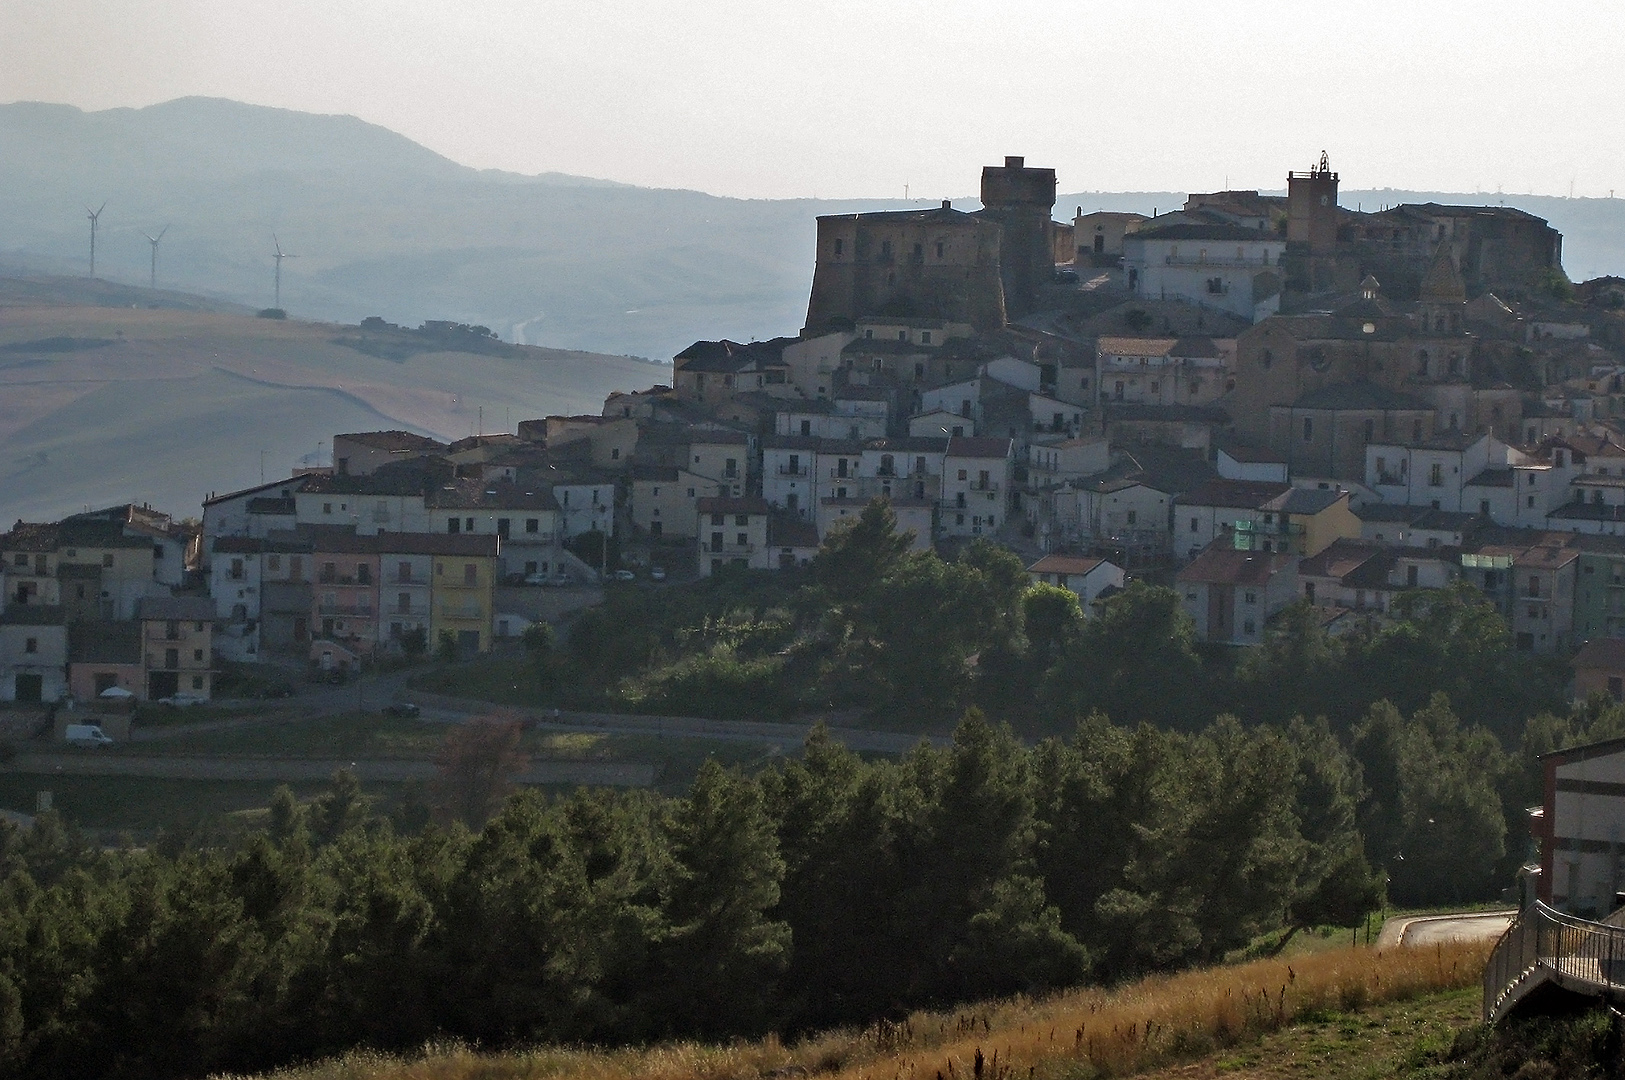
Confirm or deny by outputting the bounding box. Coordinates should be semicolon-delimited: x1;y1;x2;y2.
1376;910;1515;948
10;752;653;787
405;690;948;754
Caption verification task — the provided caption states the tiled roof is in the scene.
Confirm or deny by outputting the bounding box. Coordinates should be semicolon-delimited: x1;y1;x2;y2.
946;436;1013;458
1176;547;1297;586
334;430;447;452
1575;638;1625;671
1027;554;1107;576
1180;479;1292;509
697;497;771;515
138;596;217;621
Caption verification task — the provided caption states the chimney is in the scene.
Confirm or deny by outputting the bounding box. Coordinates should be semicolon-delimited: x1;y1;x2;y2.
1005;156;1024;170
941;199;952;209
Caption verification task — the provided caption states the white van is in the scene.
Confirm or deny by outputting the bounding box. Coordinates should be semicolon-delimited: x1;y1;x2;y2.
64;724;115;747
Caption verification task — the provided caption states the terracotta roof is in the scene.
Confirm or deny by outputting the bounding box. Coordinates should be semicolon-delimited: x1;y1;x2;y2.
138;596;217;621
1574;638;1625;671
946;436;1013;458
1027;554;1107;576
334;430;447;452
1176;547;1297;586
1180;479;1292;509
697;497;771;515
768;515;820;549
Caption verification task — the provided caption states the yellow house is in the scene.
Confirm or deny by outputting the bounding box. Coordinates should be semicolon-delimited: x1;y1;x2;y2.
1234;487;1361;558
429;534;500;655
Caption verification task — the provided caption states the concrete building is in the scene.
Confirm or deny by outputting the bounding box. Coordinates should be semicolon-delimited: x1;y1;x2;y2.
697;497;772;575
1529;734;1625;916
428;534;500;655
1176;547;1300;646
137;595;215;701
941;437;1014;538
0;607;67;703
1124;222;1286;323
1025;555;1126;609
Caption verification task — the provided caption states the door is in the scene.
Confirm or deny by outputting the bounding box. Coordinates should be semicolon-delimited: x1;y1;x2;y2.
456;630;480;655
13;674;42;704
148;671;179;700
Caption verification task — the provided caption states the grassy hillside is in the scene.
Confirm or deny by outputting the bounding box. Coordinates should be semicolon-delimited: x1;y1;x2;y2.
224;939;1491;1080
8;99;1621;365
0;292;661;522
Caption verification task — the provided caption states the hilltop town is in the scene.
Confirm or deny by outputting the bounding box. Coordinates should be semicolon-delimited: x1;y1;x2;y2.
9;151;1625;709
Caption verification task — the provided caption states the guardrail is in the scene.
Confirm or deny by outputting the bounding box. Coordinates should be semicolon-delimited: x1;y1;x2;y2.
1483;901;1625;1022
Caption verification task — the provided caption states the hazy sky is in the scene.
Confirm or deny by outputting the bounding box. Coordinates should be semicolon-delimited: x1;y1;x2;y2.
4;0;1623;201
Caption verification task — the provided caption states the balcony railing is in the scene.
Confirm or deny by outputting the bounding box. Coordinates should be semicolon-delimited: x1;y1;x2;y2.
708;543;756;554
318;603;374;617
968;481;1000;492
776;465;809;477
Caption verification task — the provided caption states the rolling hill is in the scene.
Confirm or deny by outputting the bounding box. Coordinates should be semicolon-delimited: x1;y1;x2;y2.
8;97;1623;367
0;282;661;524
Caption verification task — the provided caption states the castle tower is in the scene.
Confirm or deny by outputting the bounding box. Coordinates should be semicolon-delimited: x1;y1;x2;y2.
978;155;1057;320
1284;152;1341;293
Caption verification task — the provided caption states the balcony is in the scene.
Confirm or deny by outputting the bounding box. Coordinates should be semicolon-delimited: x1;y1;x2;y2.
387;574;418;585
439;604;484;620
1160;252;1274;267
827;468;855;480
968;480;1000;493
776;465;809;477
707;542;756;554
318;603;374;617
317;573;357;585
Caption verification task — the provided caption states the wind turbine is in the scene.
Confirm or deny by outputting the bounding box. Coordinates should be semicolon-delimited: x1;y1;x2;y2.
85;202;106;277
142;226;168;289
271;234;297;310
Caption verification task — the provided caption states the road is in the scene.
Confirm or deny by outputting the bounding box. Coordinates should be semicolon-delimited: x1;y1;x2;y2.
10;752;653;787
1375;910;1515;948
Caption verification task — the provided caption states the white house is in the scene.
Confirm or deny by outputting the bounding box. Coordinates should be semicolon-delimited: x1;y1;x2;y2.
1365;432;1510;512
1176;547;1299;645
1025;555;1126;610
1124;222;1286;323
1216;446;1288;483
909;409;971;439
1028;436;1110;487
210;537;265;661
697;497;772;575
941;437;1014;538
0;608;67;703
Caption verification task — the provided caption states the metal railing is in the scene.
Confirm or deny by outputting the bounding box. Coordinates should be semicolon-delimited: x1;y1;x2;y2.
1483;901;1625;1022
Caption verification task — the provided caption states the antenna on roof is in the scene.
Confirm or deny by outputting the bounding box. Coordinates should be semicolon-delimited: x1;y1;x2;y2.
142;226;169;289
272;234;298;310
85;202;106;277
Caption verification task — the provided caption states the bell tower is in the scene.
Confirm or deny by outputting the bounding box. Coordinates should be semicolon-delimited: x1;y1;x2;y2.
1285;152;1340;292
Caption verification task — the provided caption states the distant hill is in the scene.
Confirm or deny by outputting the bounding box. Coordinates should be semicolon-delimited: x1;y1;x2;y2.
3;97;1624;364
0;287;660;523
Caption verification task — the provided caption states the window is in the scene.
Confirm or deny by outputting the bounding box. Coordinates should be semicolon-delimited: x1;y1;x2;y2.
464;563;477;585
102;553;114;568
465;517;475;531
1243;619;1256;635
1244;591;1257;604
735;514;749;526
711;513;724;526
1190;517;1199;533
1429;463;1443;487
165;620;179;640
323;502;332;514
398;592;410;614
193;648;203;662
934;243;943;260
497;518;511;538
736;532;748;547
1528;576;1541;598
1303;417;1313;441
447;518;460;534
357;564;371;585
268;554;280;571
922;330;932;343
526;518;539;534
23;638;36;654
725;458;738;478
191;675;204;690
1127;510;1137;525
1363;419;1375;443
958;469;968;481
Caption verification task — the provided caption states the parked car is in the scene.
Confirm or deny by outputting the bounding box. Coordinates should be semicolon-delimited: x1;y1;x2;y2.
523;572;550;585
650;566;667;582
158;694;206;707
383;702;421;718
64;724;114;747
613;569;636;582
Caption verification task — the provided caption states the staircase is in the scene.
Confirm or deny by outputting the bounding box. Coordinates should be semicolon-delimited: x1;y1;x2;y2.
1483;901;1625;1022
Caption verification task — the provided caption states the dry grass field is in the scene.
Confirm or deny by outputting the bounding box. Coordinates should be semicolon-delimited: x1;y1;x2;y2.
0;296;661;522
217;939;1491;1080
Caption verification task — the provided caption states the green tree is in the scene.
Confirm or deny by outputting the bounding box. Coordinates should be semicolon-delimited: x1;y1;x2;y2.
1044;582;1203;728
654;761;789;1036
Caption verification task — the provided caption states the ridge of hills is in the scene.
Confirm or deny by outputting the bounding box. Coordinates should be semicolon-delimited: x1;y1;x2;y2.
6;98;1624;365
0;278;660;525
